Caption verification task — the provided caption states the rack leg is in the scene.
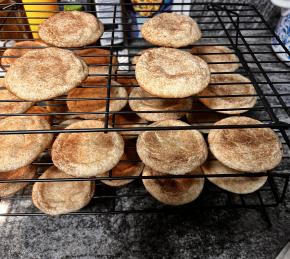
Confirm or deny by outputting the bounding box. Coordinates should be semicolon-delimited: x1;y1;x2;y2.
111;188;116;213
257;192;272;227
268;176;281;204
279;177;289;203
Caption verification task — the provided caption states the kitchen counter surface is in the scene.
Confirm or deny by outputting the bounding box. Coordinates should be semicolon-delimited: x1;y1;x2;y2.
1;1;290;258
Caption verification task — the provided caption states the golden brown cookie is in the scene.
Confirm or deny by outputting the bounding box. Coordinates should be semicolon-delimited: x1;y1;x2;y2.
191;45;240;72
1;40;48;68
5;47;88;101
67;79;127;119
208;116;283;172
137;120;208;175
100;143;144;187
75;48;118;77
198;74;257;114
141;13;201;47
129;87;192;121
142;166;204;205
52;120;124;177
0;116;53;172
201;160;267;194
135;48;210;98
39;11;104;47
0;88;34;118
0;165;36;198
32;166;95;215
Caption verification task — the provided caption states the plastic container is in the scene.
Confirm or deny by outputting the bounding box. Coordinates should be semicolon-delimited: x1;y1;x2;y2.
22;0;59;39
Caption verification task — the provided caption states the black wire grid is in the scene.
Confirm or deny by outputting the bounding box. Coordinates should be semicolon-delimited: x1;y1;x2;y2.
0;2;290;225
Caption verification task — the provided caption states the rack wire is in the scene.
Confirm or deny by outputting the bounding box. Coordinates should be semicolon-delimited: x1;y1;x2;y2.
0;1;290;225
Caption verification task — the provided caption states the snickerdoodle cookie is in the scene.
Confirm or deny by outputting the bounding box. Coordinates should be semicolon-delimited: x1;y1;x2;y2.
5;47;88;101
32;166;95;215
137;120;208;175
0;88;34;118
67;78;127;119
135;48;210;98
141;13;201;48
208;116;283;172
191;45;240;72
198;74;257;114
129;87;192;121
1;40;47;68
0;116;53;172
0;165;36;197
39;11;104;47
142;166;204;205
52;120;124;177
202;160;267;194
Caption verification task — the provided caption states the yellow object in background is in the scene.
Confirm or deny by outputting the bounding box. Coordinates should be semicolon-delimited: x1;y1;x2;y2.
131;0;162;17
22;0;58;39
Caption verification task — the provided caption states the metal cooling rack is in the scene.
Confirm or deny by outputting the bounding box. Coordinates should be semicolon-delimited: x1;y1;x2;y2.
0;2;290;225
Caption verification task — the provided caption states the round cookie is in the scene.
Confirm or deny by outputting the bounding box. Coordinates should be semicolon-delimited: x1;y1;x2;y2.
5;47;88;101
0;165;36;198
202;160;267;194
39;11;104;47
67;79;127;119
0;116;53;172
100;144;144;187
208;116;283;172
191;45;240;72
137;120;208;175
142;166;204;205
141;13;202;48
32;166;95;215
129;87;192;121
52;120;124;177
198;74;257;114
75;48;118;77
1;40;48;68
0;88;34;118
135;48;210;98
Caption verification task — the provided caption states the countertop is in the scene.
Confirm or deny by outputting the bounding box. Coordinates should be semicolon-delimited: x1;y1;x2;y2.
1;1;290;258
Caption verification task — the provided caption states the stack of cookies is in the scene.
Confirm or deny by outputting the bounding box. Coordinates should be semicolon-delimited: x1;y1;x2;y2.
0;10;284;215
0;11;145;215
131;12;283;204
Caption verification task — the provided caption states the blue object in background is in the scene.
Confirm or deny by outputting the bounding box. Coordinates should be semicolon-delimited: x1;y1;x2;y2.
271;0;290;65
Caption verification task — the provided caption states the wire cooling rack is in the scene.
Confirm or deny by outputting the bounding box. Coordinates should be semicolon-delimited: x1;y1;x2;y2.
0;2;290;225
